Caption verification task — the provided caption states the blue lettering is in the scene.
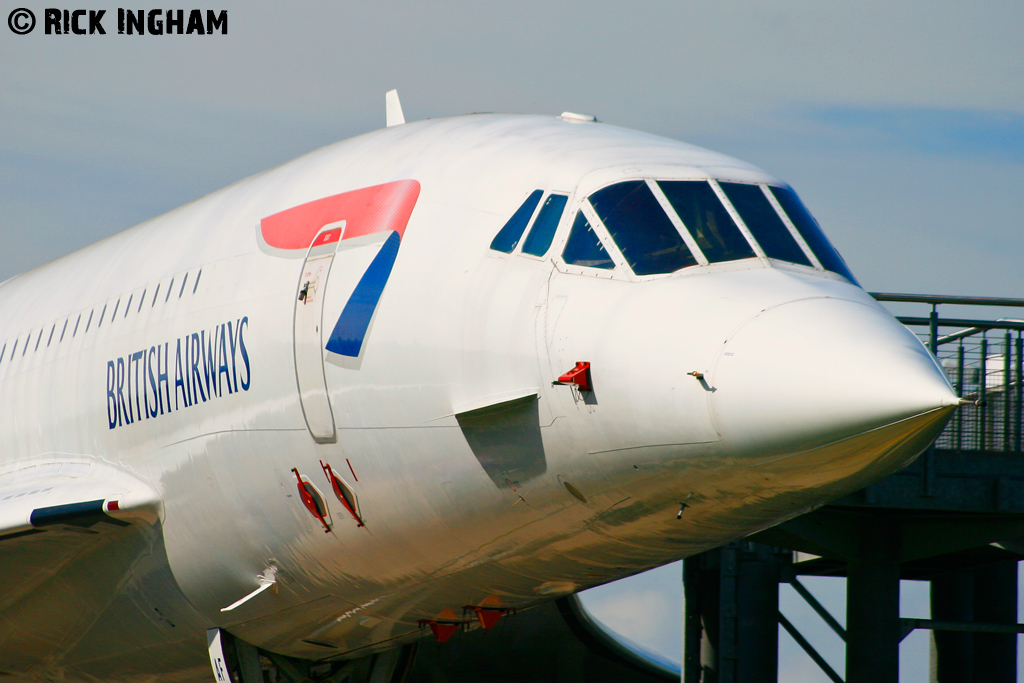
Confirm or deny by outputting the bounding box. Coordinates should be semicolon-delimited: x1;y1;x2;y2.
228;319;239;393
158;342;170;414
116;357;128;426
191;332;207;403
132;350;144;421
202;329;217;399
105;318;250;426
184;334;192;406
174;338;189;408
143;349;150;418
124;353;135;424
239;317;251;391
147;346;158;417
106;361;117;429
217;324;232;395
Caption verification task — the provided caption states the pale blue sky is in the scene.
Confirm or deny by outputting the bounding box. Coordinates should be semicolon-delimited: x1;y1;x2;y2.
2;2;1022;680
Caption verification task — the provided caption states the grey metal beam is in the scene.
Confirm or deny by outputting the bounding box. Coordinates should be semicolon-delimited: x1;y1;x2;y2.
790;578;846;641
936;327;983;346
778;612;845;683
870;293;1024;307
896;316;1024;331
902;618;1024;636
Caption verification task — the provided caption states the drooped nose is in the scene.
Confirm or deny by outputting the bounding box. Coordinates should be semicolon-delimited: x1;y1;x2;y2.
709;297;958;457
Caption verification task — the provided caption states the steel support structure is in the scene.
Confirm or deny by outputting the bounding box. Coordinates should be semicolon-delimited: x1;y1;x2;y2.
682;543;790;683
845;520;901;683
679;294;1024;682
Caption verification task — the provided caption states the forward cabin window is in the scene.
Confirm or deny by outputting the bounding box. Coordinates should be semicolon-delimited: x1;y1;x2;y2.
0;266;206;367
658;181;755;264
490;190;543;253
719;182;811;267
522;194;568;257
589;180;697;276
563;211;615;269
769;186;859;284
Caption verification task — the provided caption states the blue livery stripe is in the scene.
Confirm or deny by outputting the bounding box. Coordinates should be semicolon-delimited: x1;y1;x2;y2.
326;232;401;358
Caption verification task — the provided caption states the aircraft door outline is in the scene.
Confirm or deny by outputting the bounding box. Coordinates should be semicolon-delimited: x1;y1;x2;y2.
293;224;344;443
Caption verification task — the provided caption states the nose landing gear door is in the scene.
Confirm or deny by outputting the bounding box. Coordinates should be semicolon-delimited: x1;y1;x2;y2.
294;225;343;443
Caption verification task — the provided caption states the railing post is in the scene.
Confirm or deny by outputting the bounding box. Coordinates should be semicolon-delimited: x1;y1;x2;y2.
1004;333;1011;452
1015;335;1022;454
956;344;965;451
921;304;940;493
980;338;988;452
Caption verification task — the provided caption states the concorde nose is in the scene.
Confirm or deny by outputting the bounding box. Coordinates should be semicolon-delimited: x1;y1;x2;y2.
709;297;959;456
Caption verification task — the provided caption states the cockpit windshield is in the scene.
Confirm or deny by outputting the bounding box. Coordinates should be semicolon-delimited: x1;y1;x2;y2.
588;180;698;276
658;181;755;264
563;211;615;269
768;186;858;284
487;178;859;286
719;182;811;267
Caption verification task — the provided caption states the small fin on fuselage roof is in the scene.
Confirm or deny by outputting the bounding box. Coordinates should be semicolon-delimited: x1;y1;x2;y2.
386;89;405;127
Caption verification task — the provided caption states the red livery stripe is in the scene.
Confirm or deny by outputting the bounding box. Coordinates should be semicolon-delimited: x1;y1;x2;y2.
260;180;420;251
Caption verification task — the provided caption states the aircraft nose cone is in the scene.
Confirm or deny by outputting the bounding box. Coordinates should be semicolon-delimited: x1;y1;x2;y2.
710;298;958;456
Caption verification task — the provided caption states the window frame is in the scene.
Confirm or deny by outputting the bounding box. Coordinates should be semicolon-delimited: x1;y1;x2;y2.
579;200;633;273
551;198;634;280
586;179;705;277
519;192;571;260
706;179;768;263
489;189;544;256
760;184;826;272
714;181;815;269
647;179;710;267
550;175;856;283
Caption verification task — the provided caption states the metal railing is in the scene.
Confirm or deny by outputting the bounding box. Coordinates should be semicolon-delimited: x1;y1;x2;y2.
871;293;1024;454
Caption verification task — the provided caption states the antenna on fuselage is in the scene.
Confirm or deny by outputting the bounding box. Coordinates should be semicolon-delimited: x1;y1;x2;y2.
385;89;405;127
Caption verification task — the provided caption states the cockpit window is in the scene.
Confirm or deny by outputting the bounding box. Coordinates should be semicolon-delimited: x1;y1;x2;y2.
563;211;614;269
658;181;755;264
522;194;568;257
769;186;859;284
589;181;697;276
719;182;811;267
490;190;543;253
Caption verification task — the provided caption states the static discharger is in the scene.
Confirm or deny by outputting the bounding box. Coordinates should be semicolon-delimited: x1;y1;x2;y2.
553;361;592;392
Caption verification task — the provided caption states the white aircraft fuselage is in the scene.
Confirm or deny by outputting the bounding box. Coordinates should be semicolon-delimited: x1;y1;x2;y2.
0;113;958;682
